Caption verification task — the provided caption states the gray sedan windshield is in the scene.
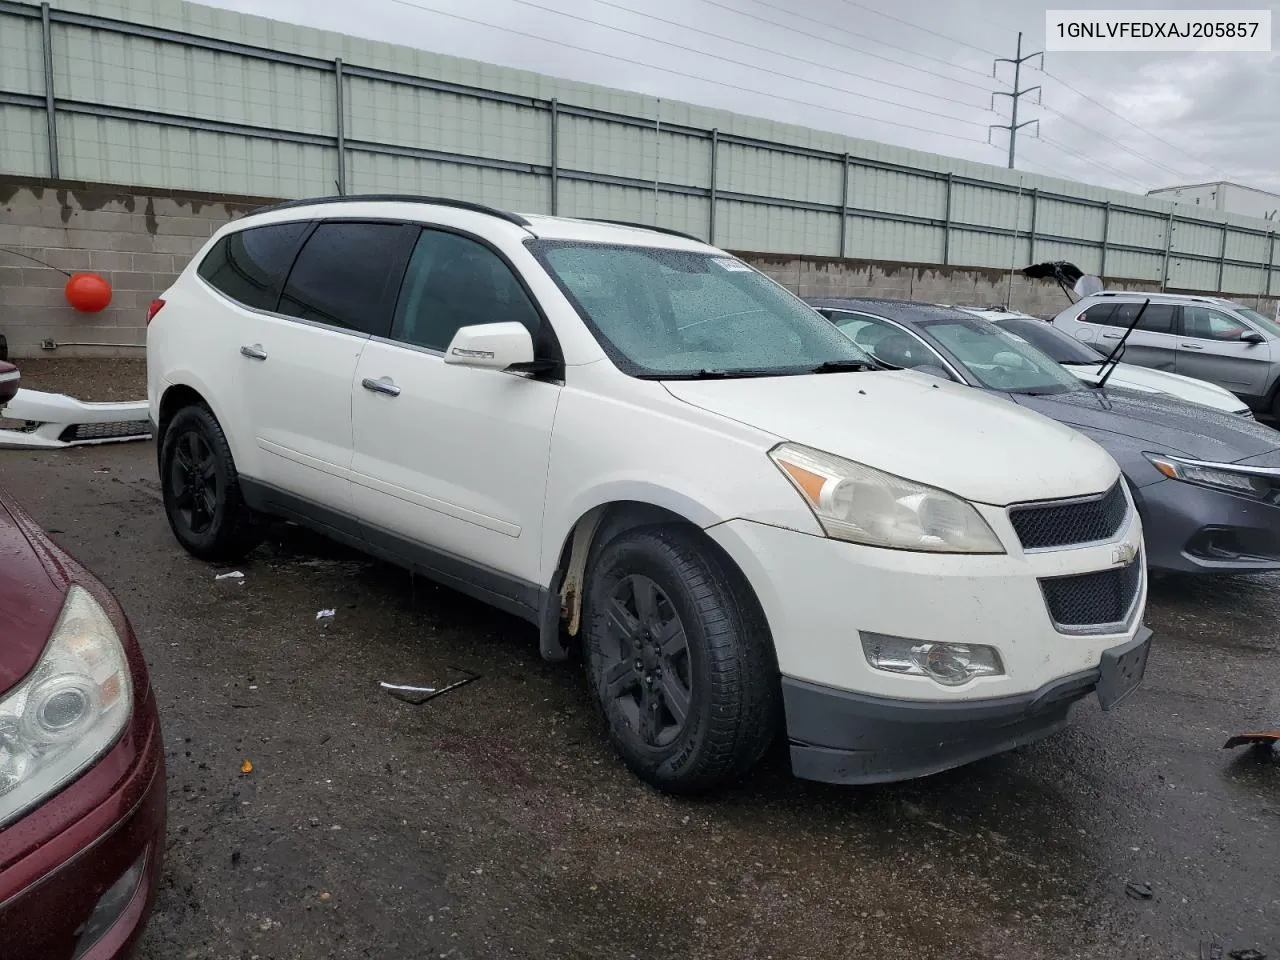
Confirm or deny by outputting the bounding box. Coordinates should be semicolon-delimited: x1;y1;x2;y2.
529;241;872;377
920;317;1086;394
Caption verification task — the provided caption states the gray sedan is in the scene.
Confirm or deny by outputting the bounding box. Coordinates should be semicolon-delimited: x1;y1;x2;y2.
808;297;1280;575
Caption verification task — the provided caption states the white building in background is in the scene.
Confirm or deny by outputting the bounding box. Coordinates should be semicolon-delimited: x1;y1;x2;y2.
1148;181;1280;221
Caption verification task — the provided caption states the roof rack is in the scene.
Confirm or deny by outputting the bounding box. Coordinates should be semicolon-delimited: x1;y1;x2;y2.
1095;290;1225;304
248;194;532;228
585;219;705;243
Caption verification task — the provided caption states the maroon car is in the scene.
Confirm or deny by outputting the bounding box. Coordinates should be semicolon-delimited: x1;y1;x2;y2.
0;488;165;958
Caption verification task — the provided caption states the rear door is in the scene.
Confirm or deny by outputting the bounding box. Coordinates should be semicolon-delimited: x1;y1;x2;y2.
1175;304;1274;400
244;219;416;513
1094;301;1179;371
1058;302;1115;346
348;226;563;593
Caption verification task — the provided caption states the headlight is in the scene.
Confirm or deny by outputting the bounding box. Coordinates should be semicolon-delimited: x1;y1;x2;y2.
1145;453;1271;499
770;442;1005;553
0;586;133;828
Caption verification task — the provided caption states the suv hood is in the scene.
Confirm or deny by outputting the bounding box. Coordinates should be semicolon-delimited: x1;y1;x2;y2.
0;496;63;694
1010;388;1280;463
664;370;1118;505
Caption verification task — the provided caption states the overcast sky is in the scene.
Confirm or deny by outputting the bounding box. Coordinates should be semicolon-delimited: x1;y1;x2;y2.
208;0;1279;196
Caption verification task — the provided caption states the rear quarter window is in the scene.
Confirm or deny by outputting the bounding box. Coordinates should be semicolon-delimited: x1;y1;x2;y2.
1076;303;1117;325
197;221;310;311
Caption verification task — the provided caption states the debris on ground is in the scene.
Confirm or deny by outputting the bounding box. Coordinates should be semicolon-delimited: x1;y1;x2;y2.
316;608;336;621
380;667;481;705
1223;731;1280;750
215;571;245;581
1125;881;1154;900
240;759;254;775
1228;950;1267;960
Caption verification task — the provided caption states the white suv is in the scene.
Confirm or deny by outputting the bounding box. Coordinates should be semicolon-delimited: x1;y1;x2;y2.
147;196;1152;792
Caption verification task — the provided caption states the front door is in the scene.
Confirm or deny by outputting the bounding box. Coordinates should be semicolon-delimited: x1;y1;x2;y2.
1175;304;1274;401
349;227;563;594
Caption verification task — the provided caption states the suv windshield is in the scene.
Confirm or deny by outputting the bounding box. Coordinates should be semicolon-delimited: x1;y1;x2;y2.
528;241;871;377
919;316;1086;394
1235;306;1280;338
993;317;1107;364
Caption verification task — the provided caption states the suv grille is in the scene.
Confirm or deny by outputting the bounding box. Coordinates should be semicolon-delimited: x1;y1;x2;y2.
1009;481;1128;551
1040;552;1143;633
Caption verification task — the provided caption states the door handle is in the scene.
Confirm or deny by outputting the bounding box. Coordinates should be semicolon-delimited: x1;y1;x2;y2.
1180;343;1204;350
240;344;267;360
361;376;401;397
1101;332;1121;339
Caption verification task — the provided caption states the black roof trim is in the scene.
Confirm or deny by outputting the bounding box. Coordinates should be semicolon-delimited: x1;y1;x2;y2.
248;194;532;228
584;219;704;243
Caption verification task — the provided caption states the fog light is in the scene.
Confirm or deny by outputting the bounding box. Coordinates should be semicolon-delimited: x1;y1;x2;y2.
72;851;146;959
861;633;1004;687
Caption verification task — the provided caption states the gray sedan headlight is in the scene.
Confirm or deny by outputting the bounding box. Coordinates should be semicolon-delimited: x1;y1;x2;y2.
1145;453;1272;499
0;586;133;828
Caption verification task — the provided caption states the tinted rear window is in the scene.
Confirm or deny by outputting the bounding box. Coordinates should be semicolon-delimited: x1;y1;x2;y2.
197;222;309;311
1078;303;1117;325
278;221;415;336
1113;301;1176;334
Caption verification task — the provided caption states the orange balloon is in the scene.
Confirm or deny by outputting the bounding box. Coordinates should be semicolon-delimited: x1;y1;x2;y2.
64;272;113;313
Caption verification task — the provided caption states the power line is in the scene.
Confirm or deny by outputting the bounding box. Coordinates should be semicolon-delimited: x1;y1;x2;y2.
827;0;1003;59
1040;68;1223;180
723;0;1000;87
424;0;994;126
1036;102;1198;181
375;0;993;144
1034;135;1153;191
576;0;994;111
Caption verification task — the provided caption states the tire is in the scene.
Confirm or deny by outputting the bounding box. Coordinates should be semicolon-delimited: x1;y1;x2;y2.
159;404;263;563
582;526;779;793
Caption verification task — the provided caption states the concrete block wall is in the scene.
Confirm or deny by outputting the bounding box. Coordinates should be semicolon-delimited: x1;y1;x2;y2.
0;176;270;357
3;175;1277;358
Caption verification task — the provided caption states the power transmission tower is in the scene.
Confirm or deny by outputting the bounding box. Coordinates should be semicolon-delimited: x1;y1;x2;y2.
990;31;1043;169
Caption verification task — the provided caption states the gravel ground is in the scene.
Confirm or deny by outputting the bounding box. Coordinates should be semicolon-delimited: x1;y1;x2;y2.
0;362;1277;960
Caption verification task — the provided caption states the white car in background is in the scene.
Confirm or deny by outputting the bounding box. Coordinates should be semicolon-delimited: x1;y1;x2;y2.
952;307;1254;417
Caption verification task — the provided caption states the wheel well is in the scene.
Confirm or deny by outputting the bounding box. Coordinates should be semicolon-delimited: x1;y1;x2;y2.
157;384;208;442
541;501;770;663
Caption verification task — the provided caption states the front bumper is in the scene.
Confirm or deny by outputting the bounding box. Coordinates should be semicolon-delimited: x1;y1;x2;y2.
0;692;166;960
1136;477;1280;573
784;626;1152;785
706;513;1146;702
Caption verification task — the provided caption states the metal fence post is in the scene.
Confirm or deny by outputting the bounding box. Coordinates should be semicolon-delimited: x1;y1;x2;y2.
707;128;718;244
1160;209;1174;291
333;58;346;195
1267;231;1275;298
942;173;953;265
1100;201;1110;279
1217;224;1228;291
1028;187;1038;265
839;153;850;258
549;99;559;216
40;2;59;179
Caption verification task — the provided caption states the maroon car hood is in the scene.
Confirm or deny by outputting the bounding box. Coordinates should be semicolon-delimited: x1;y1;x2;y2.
0;496;63;693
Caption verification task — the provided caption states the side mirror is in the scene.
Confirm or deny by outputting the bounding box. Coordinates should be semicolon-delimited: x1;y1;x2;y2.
1240;331;1266;345
443;322;535;371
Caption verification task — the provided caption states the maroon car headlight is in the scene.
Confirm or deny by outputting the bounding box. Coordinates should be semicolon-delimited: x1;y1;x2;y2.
0;586;133;828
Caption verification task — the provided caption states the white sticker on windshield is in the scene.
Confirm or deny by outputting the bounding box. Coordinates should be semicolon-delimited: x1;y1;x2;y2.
711;257;752;272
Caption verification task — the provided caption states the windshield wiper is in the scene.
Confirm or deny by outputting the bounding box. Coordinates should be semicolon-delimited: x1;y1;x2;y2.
635;368;784;380
1096;298;1151;388
810;359;877;373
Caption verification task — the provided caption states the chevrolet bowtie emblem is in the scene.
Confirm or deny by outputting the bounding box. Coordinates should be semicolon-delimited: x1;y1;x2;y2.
1112;543;1137;566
